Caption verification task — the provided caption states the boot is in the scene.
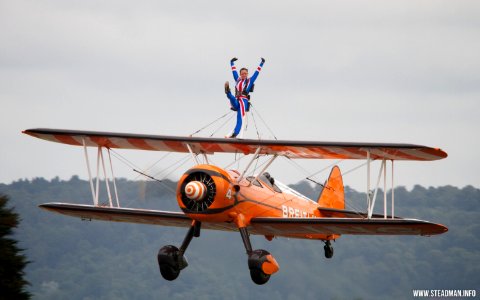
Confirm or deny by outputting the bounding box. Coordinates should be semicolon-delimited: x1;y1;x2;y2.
225;81;231;94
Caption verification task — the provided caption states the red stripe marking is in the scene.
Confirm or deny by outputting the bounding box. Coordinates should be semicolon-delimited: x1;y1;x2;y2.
231;143;254;155
54;135;82;146
239;99;245;116
380;148;420;160
419;148;447;160
198;142;224;153
89;136;120;148
163;141;188;152
127;138;156;150
308;147;349;159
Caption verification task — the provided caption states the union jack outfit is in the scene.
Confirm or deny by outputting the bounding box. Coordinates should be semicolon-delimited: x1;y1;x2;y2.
226;59;264;138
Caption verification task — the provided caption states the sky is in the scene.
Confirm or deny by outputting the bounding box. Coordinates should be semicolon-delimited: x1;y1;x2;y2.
1;0;479;193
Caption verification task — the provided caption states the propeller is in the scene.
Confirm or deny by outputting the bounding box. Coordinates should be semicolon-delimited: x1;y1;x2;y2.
180;172;216;212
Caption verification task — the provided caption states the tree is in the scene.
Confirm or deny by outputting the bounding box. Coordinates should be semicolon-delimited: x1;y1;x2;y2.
0;194;31;300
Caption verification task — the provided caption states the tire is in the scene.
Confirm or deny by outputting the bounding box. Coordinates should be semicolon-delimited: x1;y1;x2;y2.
250;268;271;285
157;245;184;281
159;263;180;281
324;244;334;259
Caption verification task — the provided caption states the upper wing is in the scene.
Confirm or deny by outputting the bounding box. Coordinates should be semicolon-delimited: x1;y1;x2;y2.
39;203;238;232
24;128;447;161
249;217;448;236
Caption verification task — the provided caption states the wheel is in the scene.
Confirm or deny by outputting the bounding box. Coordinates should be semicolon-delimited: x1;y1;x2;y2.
159;263;180;281
324;243;334;259
157;245;187;281
250;268;271;285
247;249;278;285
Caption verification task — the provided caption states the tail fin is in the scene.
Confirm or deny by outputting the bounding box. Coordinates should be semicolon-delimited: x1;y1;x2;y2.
317;166;345;209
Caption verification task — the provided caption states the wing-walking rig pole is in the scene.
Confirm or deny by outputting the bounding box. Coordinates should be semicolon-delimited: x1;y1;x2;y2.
82;139;120;207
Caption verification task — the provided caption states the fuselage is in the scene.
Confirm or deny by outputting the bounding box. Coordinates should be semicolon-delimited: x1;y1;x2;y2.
176;164;339;240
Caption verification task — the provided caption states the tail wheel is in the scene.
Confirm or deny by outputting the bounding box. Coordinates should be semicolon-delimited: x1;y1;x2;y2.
324;241;334;259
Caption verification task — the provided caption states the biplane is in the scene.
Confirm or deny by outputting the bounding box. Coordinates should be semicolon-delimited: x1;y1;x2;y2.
23;128;448;285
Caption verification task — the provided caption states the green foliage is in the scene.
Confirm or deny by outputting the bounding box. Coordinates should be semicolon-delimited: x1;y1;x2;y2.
0;194;31;300
0;178;479;300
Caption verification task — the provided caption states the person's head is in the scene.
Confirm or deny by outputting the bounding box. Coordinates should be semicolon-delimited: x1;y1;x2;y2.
240;68;248;80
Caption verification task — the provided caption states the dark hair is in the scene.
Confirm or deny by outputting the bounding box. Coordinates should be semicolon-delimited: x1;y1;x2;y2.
240;68;248;73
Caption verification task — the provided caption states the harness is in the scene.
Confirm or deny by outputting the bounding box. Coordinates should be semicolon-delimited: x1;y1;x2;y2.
235;78;254;100
235;78;254;112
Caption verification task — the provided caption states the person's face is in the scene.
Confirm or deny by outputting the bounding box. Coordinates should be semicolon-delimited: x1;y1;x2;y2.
240;70;248;80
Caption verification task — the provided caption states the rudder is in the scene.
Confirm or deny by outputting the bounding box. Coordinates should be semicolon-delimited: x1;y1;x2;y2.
317;166;345;209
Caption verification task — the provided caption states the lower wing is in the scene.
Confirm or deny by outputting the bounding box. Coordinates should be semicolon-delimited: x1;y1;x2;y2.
40;203;448;237
250;217;448;236
39;203;237;232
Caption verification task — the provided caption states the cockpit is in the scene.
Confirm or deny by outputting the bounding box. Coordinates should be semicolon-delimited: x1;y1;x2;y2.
246;172;282;193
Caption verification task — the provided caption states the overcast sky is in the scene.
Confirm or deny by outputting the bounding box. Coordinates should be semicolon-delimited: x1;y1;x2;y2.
1;0;479;193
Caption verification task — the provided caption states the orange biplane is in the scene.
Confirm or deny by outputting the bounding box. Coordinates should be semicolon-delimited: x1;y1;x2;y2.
23;128;448;285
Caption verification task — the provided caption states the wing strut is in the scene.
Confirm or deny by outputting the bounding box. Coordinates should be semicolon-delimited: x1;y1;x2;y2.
238;147;262;183
392;160;395;219
186;144;200;165
365;155;395;220
253;154;278;183
368;159;385;219
83;138;97;205
82;139;120;207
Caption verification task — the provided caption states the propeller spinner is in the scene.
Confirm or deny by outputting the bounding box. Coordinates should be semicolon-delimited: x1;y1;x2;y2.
184;181;207;201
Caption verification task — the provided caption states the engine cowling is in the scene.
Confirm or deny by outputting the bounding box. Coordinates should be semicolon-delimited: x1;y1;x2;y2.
176;164;234;221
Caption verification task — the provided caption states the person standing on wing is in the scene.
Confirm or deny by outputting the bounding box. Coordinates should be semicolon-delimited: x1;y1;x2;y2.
224;57;265;138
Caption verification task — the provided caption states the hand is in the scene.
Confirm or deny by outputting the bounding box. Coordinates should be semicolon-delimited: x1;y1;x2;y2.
230;57;238;63
261;57;265;63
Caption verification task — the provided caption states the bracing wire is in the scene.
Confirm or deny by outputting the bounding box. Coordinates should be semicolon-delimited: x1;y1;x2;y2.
109;148;190;192
190;111;232;136
108;149;179;207
109;149;141;171
283;156;369;216
143;152;172;173
210;112;235;137
157;155;192;181
250;104;277;140
224;152;247;169
151;154;191;178
250;108;261;140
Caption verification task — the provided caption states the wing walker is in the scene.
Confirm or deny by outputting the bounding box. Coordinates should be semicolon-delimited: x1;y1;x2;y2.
23;128;448;285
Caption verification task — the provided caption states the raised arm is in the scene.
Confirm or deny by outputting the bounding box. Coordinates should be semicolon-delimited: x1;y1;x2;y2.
230;57;239;81
245;57;265;93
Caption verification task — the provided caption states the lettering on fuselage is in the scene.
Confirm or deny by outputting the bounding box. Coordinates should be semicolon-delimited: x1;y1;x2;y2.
282;205;315;218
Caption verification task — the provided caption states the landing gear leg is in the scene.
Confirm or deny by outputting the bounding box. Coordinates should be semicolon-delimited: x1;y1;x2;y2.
239;226;279;285
157;220;201;281
324;240;334;259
